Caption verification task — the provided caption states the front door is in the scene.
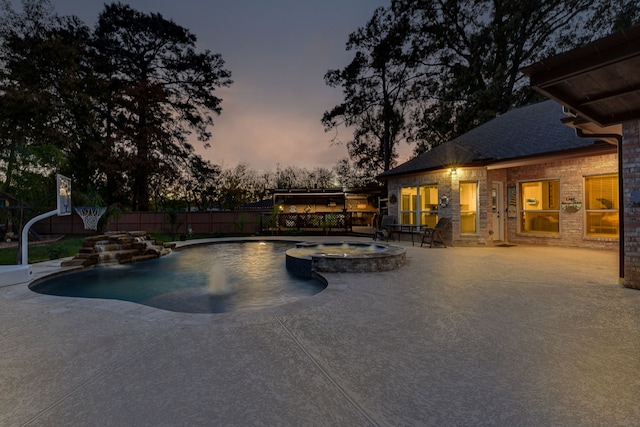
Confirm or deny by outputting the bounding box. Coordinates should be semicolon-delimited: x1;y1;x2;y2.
492;182;504;241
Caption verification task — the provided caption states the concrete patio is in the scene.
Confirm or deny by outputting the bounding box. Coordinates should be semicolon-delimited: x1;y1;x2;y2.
1;237;639;426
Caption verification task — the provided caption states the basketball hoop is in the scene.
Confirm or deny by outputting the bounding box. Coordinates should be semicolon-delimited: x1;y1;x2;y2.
75;206;107;231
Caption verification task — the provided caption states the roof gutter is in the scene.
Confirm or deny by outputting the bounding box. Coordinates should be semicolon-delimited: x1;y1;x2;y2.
574;128;624;281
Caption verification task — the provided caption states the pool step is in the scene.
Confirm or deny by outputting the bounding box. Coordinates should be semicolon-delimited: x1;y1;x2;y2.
60;258;94;267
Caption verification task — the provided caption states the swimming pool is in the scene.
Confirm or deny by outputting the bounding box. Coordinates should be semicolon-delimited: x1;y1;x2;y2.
30;241;326;314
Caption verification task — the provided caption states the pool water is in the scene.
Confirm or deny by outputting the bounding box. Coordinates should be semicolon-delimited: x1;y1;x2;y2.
30;241;326;314
289;242;388;257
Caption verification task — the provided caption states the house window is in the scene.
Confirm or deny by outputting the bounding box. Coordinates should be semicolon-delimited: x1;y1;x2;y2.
400;186;417;224
585;174;619;237
519;179;560;234
459;181;477;233
400;185;438;226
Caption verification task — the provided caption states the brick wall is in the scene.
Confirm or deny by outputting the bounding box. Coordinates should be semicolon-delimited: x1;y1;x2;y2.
506;153;618;250
622;120;640;289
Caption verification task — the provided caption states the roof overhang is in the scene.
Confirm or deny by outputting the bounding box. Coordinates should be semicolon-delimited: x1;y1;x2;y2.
486;143;617;170
521;24;640;129
269;187;383;197
378;160;488;181
272;192;345;198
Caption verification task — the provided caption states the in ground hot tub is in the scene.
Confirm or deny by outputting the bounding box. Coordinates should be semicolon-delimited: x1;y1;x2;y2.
286;242;406;277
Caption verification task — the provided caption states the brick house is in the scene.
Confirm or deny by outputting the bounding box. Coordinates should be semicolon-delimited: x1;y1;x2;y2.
378;100;619;250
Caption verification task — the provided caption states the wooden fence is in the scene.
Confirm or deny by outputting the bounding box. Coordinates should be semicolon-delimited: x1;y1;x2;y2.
30;210;357;236
276;212;352;233
32;210;263;236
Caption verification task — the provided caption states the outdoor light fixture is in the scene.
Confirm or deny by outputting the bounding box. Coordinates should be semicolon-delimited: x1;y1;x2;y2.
450;168;458;175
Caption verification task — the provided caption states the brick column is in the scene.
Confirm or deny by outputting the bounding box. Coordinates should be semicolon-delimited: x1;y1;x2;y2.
622;120;640;289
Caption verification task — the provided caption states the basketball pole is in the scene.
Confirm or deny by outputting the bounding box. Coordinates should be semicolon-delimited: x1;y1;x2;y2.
20;209;58;266
20;174;71;266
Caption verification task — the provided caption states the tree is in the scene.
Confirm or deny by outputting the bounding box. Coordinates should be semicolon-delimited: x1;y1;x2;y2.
392;0;640;153
181;156;221;211
148;154;221;211
215;163;259;210
0;0;94;260
327;0;640;165
296;167;335;189
0;1;235;220
322;6;426;173
0;0;89;192
333;158;381;188
91;3;232;210
270;164;303;190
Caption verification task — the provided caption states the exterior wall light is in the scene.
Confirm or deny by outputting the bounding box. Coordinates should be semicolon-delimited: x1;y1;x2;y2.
450;168;458;175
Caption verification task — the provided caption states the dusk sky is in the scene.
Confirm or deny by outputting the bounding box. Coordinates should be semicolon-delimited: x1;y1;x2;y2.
43;0;414;171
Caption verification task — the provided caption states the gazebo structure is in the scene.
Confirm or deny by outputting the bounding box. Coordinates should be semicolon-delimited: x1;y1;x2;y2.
269;187;383;234
521;24;640;288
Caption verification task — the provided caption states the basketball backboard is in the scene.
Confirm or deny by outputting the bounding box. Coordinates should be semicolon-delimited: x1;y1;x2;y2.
57;174;72;216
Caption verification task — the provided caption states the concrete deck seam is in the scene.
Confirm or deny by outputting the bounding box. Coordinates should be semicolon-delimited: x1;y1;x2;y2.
275;315;380;427
349;286;409;301
20;324;180;427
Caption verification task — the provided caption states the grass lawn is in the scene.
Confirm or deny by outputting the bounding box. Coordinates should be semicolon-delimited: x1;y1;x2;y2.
0;236;84;265
0;232;248;265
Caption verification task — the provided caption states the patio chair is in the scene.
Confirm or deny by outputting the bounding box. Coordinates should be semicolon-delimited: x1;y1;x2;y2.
374;215;396;241
420;217;451;248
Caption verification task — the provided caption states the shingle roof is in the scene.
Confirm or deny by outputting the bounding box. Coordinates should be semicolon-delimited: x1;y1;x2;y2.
379;100;607;178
